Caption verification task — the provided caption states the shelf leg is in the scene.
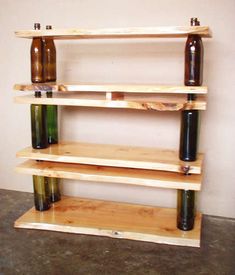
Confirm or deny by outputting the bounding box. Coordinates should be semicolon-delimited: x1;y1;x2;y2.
47;177;61;203
30;92;48;149
177;189;195;231
44;90;61;202
33;175;51;211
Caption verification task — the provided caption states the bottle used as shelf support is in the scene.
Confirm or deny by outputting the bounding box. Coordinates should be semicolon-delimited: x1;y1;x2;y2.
43;25;57;82
177;189;195;231
33;175;51;211
47;177;61;203
31;23;44;83
177;17;204;231
179;109;199;162
185;17;204;101
31;91;48;149
46;90;58;144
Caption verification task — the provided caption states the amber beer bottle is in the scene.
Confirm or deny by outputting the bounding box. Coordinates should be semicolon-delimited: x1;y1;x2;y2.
185;17;203;86
43;25;56;82
185;17;203;101
33;175;51;211
31;91;48;149
31;23;44;83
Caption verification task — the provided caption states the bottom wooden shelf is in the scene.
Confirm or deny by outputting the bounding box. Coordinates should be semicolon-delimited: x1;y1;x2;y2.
14;196;201;247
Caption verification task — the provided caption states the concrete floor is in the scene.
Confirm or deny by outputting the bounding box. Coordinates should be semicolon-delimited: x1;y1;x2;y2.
0;189;234;275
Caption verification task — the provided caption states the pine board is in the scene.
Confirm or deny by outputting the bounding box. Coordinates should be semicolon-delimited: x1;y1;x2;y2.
16;160;202;190
14;196;202;247
14;83;208;94
15;26;212;39
14;93;206;111
16;142;203;174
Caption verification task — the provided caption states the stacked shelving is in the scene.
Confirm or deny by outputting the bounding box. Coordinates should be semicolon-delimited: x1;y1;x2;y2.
13;25;211;247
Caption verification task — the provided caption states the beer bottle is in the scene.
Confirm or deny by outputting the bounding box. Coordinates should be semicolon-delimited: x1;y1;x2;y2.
184;17;204;88
33;175;51;211
31;91;48;149
43;25;56;82
31;23;44;83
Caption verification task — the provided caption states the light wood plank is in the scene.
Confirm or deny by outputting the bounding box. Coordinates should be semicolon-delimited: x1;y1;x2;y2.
16;160;202;190
14;196;201;247
15;26;212;39
14;93;206;111
16;142;203;174
14;83;208;94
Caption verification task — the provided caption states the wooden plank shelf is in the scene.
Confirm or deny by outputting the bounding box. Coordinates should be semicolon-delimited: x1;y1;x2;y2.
16;160;202;190
14;196;202;247
15;26;212;39
14;83;208;94
14;93;206;111
16;142;203;174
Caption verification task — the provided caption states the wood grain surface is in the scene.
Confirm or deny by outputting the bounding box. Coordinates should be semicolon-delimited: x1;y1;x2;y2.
15;26;212;39
16;160;202;190
14;83;208;94
16;142;203;174
14;196;201;247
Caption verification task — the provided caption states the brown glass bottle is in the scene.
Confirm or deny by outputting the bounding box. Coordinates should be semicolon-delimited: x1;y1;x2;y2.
177;189;195;231
185;17;204;100
33;175;51;211
31;23;44;83
43;25;56;82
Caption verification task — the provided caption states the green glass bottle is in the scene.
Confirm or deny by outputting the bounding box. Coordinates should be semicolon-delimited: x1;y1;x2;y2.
177;190;195;231
31;91;48;149
46;91;58;144
47;177;61;202
179;110;199;161
33;175;51;211
31;23;44;83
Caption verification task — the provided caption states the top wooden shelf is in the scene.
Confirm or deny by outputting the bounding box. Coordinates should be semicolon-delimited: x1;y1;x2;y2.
15;26;212;39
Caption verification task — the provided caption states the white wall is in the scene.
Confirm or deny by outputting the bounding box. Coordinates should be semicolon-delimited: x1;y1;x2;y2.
0;0;234;218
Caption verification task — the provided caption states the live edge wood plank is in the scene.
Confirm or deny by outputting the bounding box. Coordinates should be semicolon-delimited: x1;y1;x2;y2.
14;94;206;111
14;196;201;247
16;160;202;190
14;83;208;95
16;142;203;174
15;26;212;39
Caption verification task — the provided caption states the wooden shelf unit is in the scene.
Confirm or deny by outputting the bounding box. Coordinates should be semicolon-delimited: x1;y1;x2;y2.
14;196;202;247
14;23;211;247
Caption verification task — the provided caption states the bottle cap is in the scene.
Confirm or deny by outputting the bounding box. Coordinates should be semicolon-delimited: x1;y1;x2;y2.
46;25;52;30
34;23;41;30
190;18;200;26
34;91;42;98
46;91;53;98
